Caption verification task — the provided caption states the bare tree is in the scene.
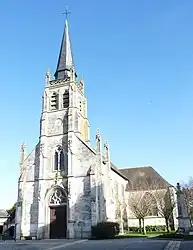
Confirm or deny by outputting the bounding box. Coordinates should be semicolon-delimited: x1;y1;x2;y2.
128;191;153;234
122;201;128;232
128;177;176;234
114;182;123;233
154;187;176;232
182;177;193;223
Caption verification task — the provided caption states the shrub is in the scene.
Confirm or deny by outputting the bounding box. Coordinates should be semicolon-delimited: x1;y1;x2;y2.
91;222;120;239
128;227;140;233
127;225;166;233
145;225;166;232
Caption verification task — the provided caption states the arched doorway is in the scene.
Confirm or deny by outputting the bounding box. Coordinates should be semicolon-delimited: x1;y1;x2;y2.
49;188;67;239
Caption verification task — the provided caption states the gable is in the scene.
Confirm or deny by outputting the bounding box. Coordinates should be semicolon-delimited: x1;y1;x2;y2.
119;166;171;191
19;143;40;182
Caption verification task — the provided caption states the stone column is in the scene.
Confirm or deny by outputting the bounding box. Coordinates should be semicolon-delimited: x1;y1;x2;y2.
176;182;192;233
15;186;22;240
95;129;102;223
67;178;75;238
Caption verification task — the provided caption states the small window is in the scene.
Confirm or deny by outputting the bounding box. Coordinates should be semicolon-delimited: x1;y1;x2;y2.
63;91;69;108
51;92;58;110
54;151;58;170
60;150;65;171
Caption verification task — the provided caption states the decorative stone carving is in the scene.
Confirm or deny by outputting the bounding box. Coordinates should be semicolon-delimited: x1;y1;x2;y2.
176;183;192;232
40;143;46;159
17;188;23;206
55;118;63;127
46;70;51;85
47;115;67;135
38;184;41;202
50;189;67;205
68;180;71;198
96;129;100;140
80;78;84;86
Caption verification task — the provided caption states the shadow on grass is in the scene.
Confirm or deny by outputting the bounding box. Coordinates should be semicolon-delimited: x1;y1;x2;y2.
89;234;147;240
89;232;193;241
149;232;193;241
116;234;147;239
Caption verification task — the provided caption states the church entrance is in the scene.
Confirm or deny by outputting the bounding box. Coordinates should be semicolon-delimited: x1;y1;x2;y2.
50;206;67;239
49;188;67;239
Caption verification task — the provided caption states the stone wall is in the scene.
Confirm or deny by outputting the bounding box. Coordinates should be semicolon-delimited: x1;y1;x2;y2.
16;143;40;239
69;134;96;238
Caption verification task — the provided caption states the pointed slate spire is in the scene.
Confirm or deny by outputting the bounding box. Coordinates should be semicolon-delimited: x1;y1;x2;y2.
54;19;76;80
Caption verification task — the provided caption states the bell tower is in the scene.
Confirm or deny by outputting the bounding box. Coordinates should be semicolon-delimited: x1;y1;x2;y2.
39;18;90;178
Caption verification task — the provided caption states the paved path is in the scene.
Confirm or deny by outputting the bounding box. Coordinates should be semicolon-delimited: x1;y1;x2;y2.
0;238;192;249
180;241;193;250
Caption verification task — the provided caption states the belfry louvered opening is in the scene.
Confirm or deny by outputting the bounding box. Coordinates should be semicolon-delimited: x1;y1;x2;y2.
63;91;69;108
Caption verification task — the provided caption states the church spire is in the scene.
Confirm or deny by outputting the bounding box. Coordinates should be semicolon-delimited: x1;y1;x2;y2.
54;18;76;80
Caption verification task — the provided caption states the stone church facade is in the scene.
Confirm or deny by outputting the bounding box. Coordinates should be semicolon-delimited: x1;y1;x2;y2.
15;19;177;239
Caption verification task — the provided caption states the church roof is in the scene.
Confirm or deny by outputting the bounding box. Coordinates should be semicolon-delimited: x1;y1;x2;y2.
0;209;8;218
54;19;76;80
119;166;171;191
110;163;128;180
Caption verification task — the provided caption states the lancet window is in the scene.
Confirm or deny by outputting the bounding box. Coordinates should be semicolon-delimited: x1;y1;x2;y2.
54;145;65;171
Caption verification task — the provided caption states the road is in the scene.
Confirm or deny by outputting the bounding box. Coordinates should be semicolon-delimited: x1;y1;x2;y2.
0;238;192;250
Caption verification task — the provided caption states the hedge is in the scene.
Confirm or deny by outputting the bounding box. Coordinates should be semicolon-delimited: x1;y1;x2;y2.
128;225;166;233
91;222;120;239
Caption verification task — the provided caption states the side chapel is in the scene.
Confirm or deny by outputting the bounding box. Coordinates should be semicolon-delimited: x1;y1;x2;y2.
15;18;177;239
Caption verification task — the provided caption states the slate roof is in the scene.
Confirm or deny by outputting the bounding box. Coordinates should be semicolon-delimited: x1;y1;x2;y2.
0;209;8;218
110;162;128;180
54;20;76;80
119;166;171;191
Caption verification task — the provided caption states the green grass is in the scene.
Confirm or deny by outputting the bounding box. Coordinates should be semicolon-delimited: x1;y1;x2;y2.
155;233;193;241
116;232;165;239
116;232;193;241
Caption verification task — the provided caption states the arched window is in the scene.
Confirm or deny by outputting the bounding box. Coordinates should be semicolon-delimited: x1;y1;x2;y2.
63;91;69;108
51;92;58;110
60;150;65;171
49;188;67;205
54;151;58;170
54;145;66;172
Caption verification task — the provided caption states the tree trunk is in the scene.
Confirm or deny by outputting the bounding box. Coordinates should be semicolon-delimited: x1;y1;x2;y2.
120;220;124;234
189;218;192;227
165;218;170;233
142;218;146;234
139;218;142;233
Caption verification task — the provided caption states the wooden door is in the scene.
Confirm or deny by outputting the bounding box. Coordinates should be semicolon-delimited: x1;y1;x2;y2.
50;206;67;239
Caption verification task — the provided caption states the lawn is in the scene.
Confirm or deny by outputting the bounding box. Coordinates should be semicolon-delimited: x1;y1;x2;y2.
116;232;193;241
116;232;165;239
155;232;193;241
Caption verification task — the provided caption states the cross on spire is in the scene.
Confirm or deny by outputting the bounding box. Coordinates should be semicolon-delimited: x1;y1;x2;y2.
55;6;76;80
62;6;71;20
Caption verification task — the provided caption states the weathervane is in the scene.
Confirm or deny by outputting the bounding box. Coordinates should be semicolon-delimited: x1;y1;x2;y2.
62;6;71;20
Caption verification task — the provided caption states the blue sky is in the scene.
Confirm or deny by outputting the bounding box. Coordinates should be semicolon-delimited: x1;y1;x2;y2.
0;0;193;209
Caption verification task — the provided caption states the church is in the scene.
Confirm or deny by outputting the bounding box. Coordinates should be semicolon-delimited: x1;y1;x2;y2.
15;18;177;239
